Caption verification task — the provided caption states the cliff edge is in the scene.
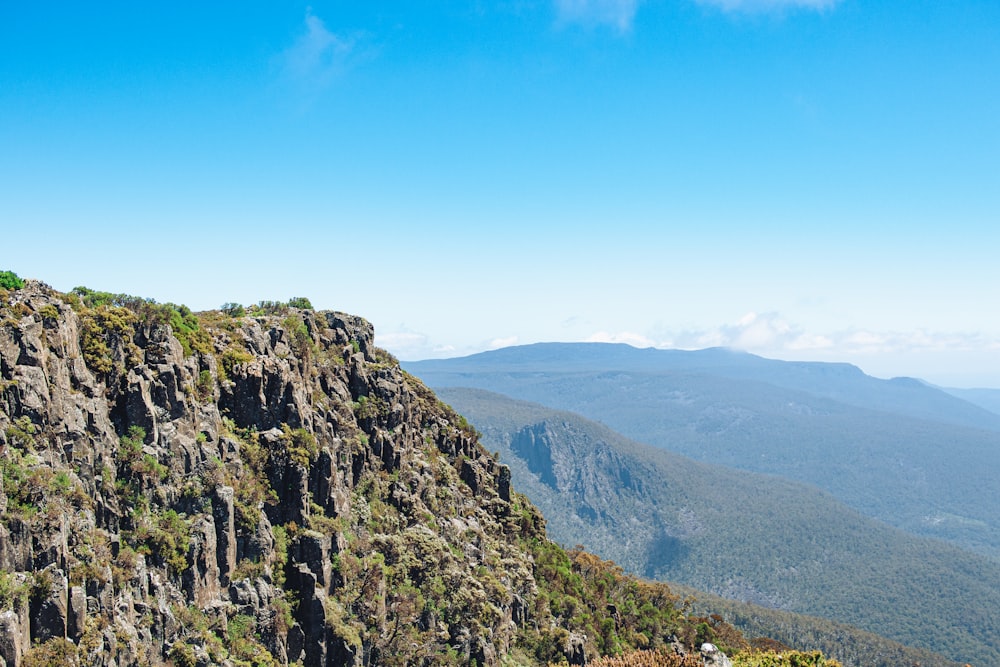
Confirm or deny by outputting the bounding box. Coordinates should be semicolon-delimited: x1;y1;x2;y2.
0;280;718;667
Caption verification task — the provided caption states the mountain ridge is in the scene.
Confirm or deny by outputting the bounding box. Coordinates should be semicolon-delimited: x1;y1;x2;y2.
405;344;1000;556
407;342;1000;432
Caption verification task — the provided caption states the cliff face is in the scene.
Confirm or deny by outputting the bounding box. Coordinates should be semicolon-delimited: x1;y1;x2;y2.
0;281;541;666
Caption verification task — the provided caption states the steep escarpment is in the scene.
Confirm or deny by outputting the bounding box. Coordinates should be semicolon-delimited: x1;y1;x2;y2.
0;280;535;665
0;280;748;667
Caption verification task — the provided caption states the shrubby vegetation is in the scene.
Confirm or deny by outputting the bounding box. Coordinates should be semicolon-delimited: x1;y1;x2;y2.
585;648;843;667
69;286;212;365
221;302;246;317
0;270;24;290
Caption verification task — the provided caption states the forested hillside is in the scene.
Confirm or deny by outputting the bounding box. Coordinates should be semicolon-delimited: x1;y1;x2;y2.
407;344;1000;557
438;387;999;666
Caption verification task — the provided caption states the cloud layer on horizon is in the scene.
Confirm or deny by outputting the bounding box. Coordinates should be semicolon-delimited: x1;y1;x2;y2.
379;311;998;385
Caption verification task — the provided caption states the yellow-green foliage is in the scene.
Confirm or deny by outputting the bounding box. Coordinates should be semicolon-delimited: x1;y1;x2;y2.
352;395;387;421
4;415;37;450
281;423;319;467
220;302;246;317
587;648;702;667
271;524;289;587
168;642;197;667
79;305;138;376
732;651;842;667
170;605;228;664
195;369;214;401
165;304;212;356
2;428;91;521
582;648;842;667
73;286;211;358
21;638;80;667
219;345;254;381
282;314;314;359
522;544;689;662
129;508;191;576
226;614;279;667
0;570;29;612
221;420;277;532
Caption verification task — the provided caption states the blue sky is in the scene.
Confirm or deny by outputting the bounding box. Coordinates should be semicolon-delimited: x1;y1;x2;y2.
2;1;998;386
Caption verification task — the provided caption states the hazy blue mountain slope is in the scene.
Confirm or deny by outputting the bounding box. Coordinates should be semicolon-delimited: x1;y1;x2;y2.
406;348;1000;556
945;387;1000;416
437;388;1000;666
408;342;1000;432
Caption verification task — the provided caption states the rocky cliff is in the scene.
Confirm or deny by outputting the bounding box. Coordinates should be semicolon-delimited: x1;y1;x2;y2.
0;280;724;667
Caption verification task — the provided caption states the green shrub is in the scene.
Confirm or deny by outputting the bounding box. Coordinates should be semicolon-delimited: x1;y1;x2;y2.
167;304;212;356
733;651;842;667
282;423;319;467
287;296;313;310
4;416;37;450
72;287;210;357
283;315;314;358
0;271;24;290
195;369;214;401
353;395;386;421
306;502;344;534
251;300;288;316
221;302;246;317
0;570;28;612
79;305;139;376
117;426;147;468
1;446;40;518
233;558;265;581
272;524;289;587
219;346;254;381
135;509;191;576
21;638;80;667
133;453;169;483
168;642;198;667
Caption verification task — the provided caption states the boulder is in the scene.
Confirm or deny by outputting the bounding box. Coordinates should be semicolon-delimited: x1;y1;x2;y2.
701;642;733;667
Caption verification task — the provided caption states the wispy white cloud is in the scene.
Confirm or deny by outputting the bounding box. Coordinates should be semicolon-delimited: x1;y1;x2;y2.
375;331;430;359
488;335;520;350
696;0;840;13
377;331;427;349
377;315;998;385
785;333;834;351
555;0;642;31
837;329;1000;356
666;312;997;366
376;328;521;361
586;330;658;347
279;9;361;92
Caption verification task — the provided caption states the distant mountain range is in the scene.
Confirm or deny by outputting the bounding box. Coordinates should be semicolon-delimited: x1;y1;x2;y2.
434;387;998;666
942;386;1000;416
405;343;1000;557
409;343;1000;431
